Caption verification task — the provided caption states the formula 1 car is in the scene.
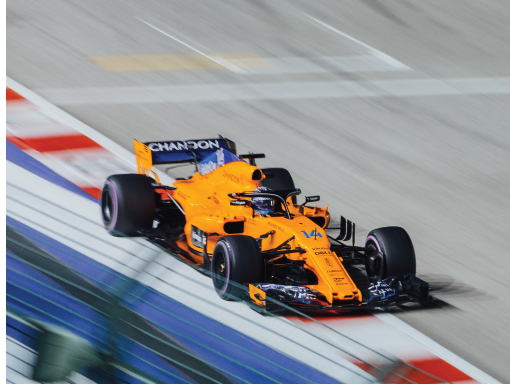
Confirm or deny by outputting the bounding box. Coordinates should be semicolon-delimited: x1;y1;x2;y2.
100;137;430;313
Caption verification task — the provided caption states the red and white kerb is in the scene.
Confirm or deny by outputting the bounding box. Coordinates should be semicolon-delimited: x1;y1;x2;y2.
7;88;132;199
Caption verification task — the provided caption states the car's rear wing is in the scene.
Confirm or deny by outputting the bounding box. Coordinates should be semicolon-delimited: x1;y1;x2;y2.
133;137;237;182
145;137;237;164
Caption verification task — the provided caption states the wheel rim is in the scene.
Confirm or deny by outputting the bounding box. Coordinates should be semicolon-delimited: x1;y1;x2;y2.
366;242;378;254
212;250;227;291
366;240;384;280
101;186;114;225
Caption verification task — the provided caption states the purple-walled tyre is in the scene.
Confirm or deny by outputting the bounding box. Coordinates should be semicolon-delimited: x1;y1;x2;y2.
100;174;155;237
212;236;264;300
365;226;416;281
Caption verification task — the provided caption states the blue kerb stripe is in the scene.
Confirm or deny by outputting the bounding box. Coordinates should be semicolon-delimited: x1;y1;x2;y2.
7;216;341;384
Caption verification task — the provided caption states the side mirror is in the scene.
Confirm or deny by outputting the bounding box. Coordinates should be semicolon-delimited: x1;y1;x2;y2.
305;195;320;203
239;153;265;166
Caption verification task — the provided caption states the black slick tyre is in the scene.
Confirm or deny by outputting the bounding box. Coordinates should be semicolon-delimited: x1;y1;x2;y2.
365;226;416;281
260;167;296;204
211;235;264;300
101;174;155;237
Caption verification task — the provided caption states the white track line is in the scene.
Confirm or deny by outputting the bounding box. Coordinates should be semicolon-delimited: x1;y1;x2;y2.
136;18;244;73
305;14;410;70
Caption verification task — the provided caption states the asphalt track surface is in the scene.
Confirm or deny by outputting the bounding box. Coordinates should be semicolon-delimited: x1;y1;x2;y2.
7;0;510;381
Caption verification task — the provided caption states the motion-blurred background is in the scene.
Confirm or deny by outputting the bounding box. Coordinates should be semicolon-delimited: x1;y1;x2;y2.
7;0;510;382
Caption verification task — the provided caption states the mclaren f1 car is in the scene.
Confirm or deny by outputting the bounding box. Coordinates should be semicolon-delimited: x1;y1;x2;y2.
100;137;430;313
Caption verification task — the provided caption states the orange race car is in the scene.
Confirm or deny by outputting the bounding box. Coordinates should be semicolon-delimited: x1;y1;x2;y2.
100;137;430;313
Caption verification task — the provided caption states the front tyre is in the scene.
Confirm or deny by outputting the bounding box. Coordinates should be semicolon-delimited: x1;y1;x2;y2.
365;226;416;281
101;174;155;237
211;236;264;300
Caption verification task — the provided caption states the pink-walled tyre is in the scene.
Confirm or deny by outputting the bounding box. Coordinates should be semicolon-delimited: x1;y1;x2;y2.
101;174;155;237
212;236;264;300
365;226;416;281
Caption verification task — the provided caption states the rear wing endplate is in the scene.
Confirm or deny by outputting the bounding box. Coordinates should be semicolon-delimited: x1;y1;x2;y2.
133;140;160;182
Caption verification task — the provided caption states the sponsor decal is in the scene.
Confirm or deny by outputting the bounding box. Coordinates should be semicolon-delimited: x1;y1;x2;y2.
230;200;248;206
333;277;345;282
369;281;396;299
191;225;206;249
177;190;190;200
327;270;341;273
312;247;329;251
208;195;220;204
301;230;323;239
314;251;330;255
324;258;333;267
147;140;220;152
305;195;320;203
222;170;241;184
268;222;284;231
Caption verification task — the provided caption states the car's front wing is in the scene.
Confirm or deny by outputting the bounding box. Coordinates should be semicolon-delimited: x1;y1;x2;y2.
245;275;430;314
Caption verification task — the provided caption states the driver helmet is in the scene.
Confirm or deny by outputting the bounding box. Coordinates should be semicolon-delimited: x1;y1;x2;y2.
251;187;274;216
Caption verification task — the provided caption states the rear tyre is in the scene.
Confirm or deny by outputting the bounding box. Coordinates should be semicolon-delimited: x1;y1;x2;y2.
259;167;296;204
365;226;416;281
101;174;155;237
212;235;264;300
